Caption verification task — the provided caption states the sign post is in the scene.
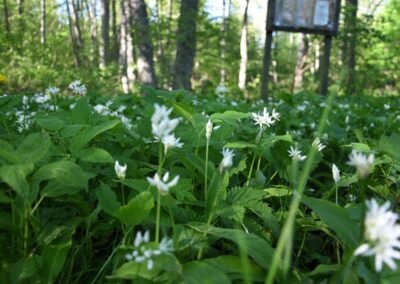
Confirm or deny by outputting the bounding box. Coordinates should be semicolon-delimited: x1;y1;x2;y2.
261;0;341;99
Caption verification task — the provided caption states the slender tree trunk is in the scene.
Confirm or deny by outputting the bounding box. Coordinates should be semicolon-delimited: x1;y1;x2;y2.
346;0;358;95
99;0;110;69
17;0;23;15
40;0;46;45
3;0;11;35
111;0;119;62
119;0;135;93
85;0;98;65
173;0;199;90
238;0;249;95
293;33;309;92
131;0;157;87
220;0;226;85
66;0;84;67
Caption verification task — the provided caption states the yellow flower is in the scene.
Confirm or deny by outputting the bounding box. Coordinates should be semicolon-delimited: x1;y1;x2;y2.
0;75;7;85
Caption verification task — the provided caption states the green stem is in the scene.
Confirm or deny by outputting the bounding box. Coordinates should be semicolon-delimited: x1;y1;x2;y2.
121;183;126;205
90;227;133;284
256;156;262;172
205;138;210;205
30;195;45;216
246;154;257;187
265;92;335;284
155;191;161;243
335;184;338;205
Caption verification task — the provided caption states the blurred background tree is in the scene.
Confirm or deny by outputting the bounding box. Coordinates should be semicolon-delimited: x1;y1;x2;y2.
0;0;397;98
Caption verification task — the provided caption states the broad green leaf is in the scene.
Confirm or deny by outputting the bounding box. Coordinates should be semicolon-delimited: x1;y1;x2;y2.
378;134;400;160
78;147;114;163
183;261;231;284
69;120;120;152
32;161;91;199
96;183;120;215
190;225;275;269
0;191;12;203
0;139;20;164
39;238;72;283
204;255;264;281
0;164;34;198
114;191;154;225
172;101;193;123
36;117;65;131
342;143;371;153
211;111;249;127
263;186;291;198
308;264;340;276
15;131;51;164
224;141;256;149
302;196;360;248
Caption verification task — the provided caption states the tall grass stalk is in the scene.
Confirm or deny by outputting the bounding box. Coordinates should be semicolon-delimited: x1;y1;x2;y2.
265;92;335;283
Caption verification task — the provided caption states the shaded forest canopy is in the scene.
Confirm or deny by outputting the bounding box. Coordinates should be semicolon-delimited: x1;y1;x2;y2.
0;0;399;97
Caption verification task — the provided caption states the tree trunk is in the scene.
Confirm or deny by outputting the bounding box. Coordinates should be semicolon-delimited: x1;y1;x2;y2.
346;0;358;95
40;0;46;45
111;0;119;62
3;0;11;35
119;0;135;93
131;0;157;87
173;0;199;90
66;0;84;67
293;33;309;92
17;0;23;15
99;0;110;68
238;0;249;94
86;0;98;66
219;0;226;85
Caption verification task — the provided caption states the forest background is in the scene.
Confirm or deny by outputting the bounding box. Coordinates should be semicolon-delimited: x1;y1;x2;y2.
0;0;399;98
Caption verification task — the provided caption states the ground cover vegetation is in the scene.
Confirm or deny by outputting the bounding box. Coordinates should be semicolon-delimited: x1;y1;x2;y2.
1;0;400;282
0;85;399;282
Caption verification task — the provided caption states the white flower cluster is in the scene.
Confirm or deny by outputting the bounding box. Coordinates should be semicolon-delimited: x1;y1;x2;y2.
347;150;374;179
93;100;133;130
46;86;60;96
147;171;179;195
355;199;400;272
219;148;235;172
215;84;228;97
288;146;306;161
68;80;87;96
151;104;183;154
15;96;35;133
125;231;174;270
312;138;326;152
251;107;280;130
114;160;127;180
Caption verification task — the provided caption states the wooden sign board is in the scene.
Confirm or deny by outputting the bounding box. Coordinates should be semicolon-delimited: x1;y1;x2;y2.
267;0;340;35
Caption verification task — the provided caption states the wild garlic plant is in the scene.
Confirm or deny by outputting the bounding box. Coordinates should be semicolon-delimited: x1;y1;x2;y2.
147;104;182;243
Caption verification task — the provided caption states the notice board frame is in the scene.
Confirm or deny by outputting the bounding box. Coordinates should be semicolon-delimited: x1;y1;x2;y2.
261;0;341;99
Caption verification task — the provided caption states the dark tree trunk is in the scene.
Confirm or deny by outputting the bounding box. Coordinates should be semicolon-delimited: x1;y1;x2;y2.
346;0;358;95
131;0;157;87
66;0;84;67
293;33;309;92
40;0;46;45
173;0;199;90
238;0;249;94
17;0;23;15
100;0;110;68
3;0;11;35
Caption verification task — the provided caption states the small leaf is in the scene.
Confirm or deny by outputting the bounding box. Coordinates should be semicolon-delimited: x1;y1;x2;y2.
183;261;231;284
224;141;256;149
96;183;121;215
16;131;51;164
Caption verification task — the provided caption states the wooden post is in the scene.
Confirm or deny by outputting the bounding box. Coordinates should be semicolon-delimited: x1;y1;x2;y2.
319;35;332;96
260;31;273;100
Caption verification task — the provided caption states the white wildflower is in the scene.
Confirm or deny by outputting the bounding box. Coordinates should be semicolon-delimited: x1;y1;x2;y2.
46;86;60;96
114;160;127;180
151;104;180;141
251;107;277;129
312;138;326;152
68;80;87;96
147;172;179;195
288;146;306;161
219;148;235;172
206;119;213;140
332;164;340;184
355;199;400;272
347;150;374;179
162;134;183;154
